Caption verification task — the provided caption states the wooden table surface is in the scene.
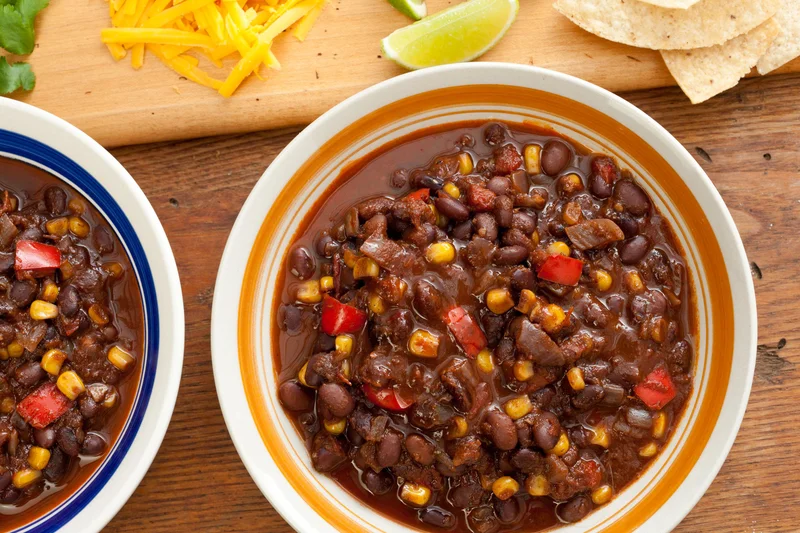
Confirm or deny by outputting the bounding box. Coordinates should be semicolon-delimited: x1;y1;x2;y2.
102;72;800;532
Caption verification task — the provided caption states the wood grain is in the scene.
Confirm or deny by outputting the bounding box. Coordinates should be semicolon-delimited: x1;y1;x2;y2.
102;72;800;532
5;0;800;148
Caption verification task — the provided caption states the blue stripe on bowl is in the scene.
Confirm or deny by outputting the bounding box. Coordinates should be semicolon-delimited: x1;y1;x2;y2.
0;130;159;533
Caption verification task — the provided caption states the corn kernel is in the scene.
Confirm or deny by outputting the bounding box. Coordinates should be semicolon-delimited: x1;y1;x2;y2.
103;262;124;280
68;197;85;215
353;257;380;279
503;396;533;420
30;300;59;321
531;229;540;247
486;288;514;315
429;204;447;228
0;396;15;414
408;329;440;358
560;173;584;194
547;241;570;257
41;280;59;303
319;276;334;292
590;426;610;448
28;447;51;471
297;362;315;389
102;387;119;408
12;468;41;489
650;317;667;344
324;418;346;435
342;248;358;269
491;476;519;501
57;370;85;400
458;153;474;175
0;348;7;360
639;442;658;458
7;341;23;358
341;359;352;380
562;201;582;226
335;335;353;356
480;475;495;491
443;182;461;199
515;289;537;315
524;145;542;174
425;242;456;265
368;293;386;315
625;271;645;293
526;474;549;497
60;260;74;279
476;349;494;374
6;196;17;211
107;346;135;372
513;360;534;382
538;304;566;334
593;269;613;292
448;416;468;439
566;367;585;391
548;432;570;456
592;485;613;505
45;217;69;237
41;349;67;376
88;304;111;326
68;216;90;238
400;483;431;506
295;280;322;304
652;412;667;439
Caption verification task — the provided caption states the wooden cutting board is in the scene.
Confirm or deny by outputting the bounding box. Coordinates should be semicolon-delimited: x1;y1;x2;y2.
5;0;800;147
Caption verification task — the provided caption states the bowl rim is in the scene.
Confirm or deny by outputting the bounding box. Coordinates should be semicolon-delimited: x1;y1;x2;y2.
0;97;185;532
211;62;756;533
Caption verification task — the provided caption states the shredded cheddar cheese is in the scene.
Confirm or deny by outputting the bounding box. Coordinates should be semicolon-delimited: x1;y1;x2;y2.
102;0;327;97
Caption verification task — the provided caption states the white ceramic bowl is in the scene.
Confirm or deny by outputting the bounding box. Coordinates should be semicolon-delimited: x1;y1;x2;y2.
0;98;184;532
211;63;756;532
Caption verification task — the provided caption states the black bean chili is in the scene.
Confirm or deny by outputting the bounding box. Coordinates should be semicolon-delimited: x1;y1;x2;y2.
275;121;694;532
0;158;143;525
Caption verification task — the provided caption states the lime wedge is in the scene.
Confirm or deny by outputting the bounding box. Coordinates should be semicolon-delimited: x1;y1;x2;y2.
381;0;519;70
387;0;427;20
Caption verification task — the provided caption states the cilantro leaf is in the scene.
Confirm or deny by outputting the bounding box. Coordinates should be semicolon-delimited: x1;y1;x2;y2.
0;0;49;55
0;57;35;94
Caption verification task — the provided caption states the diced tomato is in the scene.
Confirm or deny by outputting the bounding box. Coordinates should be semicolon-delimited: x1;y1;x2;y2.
537;254;584;286
320;295;367;336
363;384;413;412
16;382;72;429
634;366;677;410
444;306;487;358
406;188;430;202
15;240;62;276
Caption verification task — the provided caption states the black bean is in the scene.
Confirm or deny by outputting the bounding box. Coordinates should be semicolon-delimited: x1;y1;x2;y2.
614;213;640;238
80;395;101;419
613;180;650;216
414;174;444;191
0;252;14;273
344;207;360;238
310;432;347;472
572;384;605;410
510;170;529;193
533;411;561;451
493;245;528;266
57;285;80;317
468;505;499;533
57;427;81;457
43;447;68;482
377;431;402;468
451;220;473;240
493;195;513;228
93;226;115;254
318;383;355;417
82;432;106;455
0;471;10;492
487;176;513;196
14;361;44;388
405;434;435;466
434;194;469;221
279;381;313;411
486;410;518;451
280;305;302;333
589;173;613;198
391;169;408;189
484;123;506;146
33;427;56;448
606;294;625;315
510;267;536;292
559;494;593;523
420;507;456;528
315;232;339;257
0;321;14;346
288;246;315;280
362;469;394;495
102;325;119;342
495;497;523;524
627;407;653;429
413;282;442;321
618;235;650;265
44;187;67;215
303;355;325;388
601;383;626;406
17;227;43;242
511;211;537;234
473;213;498;241
9;280;37;308
541;141;571;176
0;487;20;504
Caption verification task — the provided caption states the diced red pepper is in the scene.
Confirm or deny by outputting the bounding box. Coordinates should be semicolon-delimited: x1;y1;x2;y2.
363;384;413;412
444;306;487;358
320;295;367;336
16;382;72;429
634;366;677;410
15;240;62;276
537;254;584;286
405;188;430;202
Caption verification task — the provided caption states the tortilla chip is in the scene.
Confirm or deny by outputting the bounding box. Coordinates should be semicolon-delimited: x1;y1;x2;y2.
661;19;782;104
636;0;701;8
553;0;780;50
757;0;800;74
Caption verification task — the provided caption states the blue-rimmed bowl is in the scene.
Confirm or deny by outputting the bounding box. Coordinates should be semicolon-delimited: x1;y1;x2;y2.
0;98;184;532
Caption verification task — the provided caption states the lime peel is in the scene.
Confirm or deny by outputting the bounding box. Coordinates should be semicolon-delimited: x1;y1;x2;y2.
387;0;427;20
